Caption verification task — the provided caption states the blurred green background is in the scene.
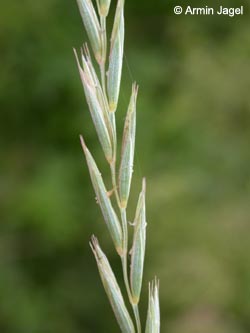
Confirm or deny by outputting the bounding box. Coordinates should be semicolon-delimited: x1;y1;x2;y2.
1;0;250;332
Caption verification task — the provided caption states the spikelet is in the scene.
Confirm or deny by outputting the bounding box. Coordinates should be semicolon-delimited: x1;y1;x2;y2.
80;137;123;255
90;236;135;333
81;45;113;141
130;178;146;304
76;0;102;63
107;0;125;112
119;83;138;208
74;49;113;163
145;279;160;333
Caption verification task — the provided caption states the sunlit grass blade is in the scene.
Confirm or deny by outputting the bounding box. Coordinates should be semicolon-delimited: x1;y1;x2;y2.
80;136;123;255
90;236;135;333
119;83;138;208
130;178;146;305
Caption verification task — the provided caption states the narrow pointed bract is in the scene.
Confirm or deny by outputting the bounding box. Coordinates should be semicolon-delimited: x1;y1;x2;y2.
80;137;122;255
81;45;113;141
130;178;146;304
74;50;113;163
76;0;102;63
107;0;125;112
119;83;138;208
145;279;160;333
90;236;135;333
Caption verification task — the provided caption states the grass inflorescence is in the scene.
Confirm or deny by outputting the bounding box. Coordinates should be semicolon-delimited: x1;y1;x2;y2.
74;0;160;332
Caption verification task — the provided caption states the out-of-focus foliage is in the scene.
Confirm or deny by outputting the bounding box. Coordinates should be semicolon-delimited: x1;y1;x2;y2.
1;0;250;332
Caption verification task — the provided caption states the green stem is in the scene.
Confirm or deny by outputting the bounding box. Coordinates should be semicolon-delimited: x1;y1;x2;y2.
110;161;121;208
100;63;106;94
132;304;142;333
120;208;133;303
110;112;117;162
121;254;132;301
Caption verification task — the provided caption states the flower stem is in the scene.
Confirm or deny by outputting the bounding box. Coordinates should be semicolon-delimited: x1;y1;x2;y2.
110;160;121;208
132;304;142;333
